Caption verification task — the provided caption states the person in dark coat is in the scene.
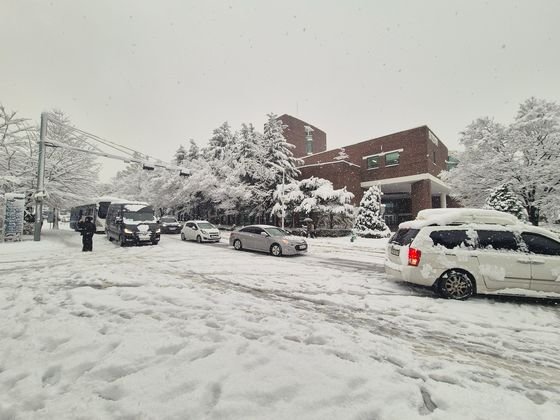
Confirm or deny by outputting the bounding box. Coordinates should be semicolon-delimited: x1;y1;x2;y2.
306;220;316;239
78;216;96;252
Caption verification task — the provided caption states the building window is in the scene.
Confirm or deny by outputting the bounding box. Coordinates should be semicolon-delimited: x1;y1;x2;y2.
304;126;314;155
385;151;400;166
433;151;436;162
446;156;459;170
367;156;379;169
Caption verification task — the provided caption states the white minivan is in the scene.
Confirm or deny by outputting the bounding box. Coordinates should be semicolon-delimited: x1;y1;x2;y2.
384;208;560;300
180;220;221;243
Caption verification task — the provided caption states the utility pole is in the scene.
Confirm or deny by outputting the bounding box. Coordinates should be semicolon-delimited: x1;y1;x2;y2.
33;113;48;241
281;168;285;229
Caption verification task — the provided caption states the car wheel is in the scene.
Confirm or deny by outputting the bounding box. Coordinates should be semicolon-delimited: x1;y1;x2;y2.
437;270;475;300
233;239;242;250
270;243;282;257
196;235;202;243
181;233;186;241
107;232;112;242
152;240;159;245
119;235;125;247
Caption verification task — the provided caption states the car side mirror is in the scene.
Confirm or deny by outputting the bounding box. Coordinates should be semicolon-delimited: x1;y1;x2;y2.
260;232;269;237
192;226;197;230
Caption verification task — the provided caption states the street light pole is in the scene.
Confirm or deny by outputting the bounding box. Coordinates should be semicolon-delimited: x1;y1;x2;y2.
33;112;48;241
268;162;286;229
281;168;285;229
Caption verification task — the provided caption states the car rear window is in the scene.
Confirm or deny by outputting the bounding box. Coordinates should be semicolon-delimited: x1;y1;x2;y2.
521;232;560;256
389;228;419;246
429;230;473;249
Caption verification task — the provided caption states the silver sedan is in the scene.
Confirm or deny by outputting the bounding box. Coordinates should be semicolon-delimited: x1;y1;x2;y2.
229;225;308;256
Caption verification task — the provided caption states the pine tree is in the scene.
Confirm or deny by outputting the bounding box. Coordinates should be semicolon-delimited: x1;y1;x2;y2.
354;185;391;238
262;114;302;182
205;122;233;161
174;145;187;165
186;139;200;161
485;184;527;220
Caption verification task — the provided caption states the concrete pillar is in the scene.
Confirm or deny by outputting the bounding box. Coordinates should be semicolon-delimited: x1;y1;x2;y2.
411;180;432;217
440;193;447;208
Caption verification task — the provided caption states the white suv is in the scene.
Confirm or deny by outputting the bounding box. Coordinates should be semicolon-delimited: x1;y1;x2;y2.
385;208;560;300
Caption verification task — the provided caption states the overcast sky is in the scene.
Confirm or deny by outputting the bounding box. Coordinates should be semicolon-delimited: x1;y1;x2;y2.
2;0;559;181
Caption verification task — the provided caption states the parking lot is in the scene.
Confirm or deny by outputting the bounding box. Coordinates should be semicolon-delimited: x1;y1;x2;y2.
0;228;558;419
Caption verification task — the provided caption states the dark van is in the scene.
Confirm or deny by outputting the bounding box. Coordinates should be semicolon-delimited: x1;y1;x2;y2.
105;201;160;246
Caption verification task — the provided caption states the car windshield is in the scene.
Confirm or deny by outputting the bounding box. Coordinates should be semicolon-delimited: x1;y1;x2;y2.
161;217;177;223
123;212;156;222
197;222;215;229
264;227;288;237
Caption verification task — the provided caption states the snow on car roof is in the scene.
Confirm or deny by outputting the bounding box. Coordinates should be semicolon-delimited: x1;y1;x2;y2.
109;200;150;206
400;208;519;230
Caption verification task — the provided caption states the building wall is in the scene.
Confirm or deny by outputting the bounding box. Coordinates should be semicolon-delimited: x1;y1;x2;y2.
278;114;327;158
411;180;432;217
302;126;449;182
299;162;362;203
299;126;449;204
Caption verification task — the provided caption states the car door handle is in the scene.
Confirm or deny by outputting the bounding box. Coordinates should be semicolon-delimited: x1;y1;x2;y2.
516;259;532;264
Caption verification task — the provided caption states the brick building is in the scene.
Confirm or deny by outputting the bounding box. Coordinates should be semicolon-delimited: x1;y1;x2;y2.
278;114;454;229
278;114;327;157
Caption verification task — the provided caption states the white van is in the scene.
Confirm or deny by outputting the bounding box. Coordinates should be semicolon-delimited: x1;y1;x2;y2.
384;208;560;300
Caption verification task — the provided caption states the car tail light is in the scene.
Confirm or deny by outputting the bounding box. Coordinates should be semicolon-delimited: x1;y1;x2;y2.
408;248;421;266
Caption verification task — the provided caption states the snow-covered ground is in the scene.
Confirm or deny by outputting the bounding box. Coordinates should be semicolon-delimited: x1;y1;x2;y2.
1;226;559;419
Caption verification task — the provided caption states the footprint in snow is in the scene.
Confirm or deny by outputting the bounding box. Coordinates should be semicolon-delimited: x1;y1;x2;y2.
189;346;216;362
205;320;221;329
155;343;185;356
303;335;327;345
203;382;222;411
41;365;62;386
525;391;548;405
97;383;126;401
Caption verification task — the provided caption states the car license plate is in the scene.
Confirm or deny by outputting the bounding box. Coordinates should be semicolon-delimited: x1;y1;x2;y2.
391;246;400;256
297;244;307;251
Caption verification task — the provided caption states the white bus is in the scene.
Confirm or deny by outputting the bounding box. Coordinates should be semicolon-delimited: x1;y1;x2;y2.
70;197;123;233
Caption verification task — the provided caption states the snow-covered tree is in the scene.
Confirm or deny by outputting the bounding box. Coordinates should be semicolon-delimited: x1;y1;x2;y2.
186;139;200;162
41;110;100;209
108;152;153;201
271;177;354;228
271;181;304;221
354;185;391;238
174;145;187;165
0;104;36;194
442;98;560;225
204;122;234;161
1;106;101;210
484;184;527;221
262;114;302;182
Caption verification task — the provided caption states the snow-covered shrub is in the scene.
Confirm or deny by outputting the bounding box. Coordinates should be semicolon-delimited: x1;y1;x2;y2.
354;185;391;238
484;184;527;221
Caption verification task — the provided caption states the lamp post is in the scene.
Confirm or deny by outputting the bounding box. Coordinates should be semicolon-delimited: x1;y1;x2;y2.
280;167;285;229
269;162;286;229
